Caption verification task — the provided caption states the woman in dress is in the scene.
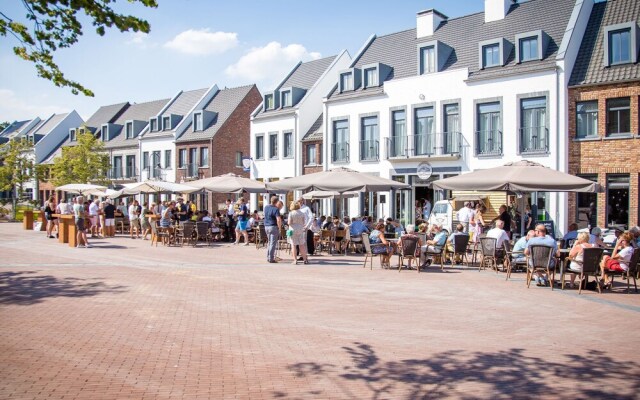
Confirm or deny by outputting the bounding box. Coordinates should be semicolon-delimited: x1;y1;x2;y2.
369;222;394;268
566;232;595;288
287;201;308;264
140;201;151;240
44;196;58;238
472;204;486;242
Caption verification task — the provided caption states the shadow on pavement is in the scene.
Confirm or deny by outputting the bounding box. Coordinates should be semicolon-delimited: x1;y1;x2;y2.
0;270;127;306
283;342;639;399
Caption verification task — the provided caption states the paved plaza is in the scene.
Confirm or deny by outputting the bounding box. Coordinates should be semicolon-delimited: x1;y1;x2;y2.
1;223;639;399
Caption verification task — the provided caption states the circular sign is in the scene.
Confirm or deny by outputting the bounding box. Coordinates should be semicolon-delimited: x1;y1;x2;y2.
416;162;433;180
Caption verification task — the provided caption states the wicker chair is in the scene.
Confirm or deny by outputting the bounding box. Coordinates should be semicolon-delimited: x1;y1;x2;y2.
561;247;604;294
398;235;419;272
606;248;639;293
176;222;196;247
255;223;267;249
195;221;211;247
445;234;470;270
526;245;556;290
150;221;169;247
504;241;527;281
478;237;498;272
361;234;388;269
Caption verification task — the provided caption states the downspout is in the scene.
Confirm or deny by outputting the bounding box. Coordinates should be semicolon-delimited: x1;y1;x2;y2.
555;65;561;235
294;111;299;200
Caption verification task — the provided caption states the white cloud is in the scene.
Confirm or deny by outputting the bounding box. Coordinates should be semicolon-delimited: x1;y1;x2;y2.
0;89;69;121
164;29;238;56
225;42;322;87
125;32;155;49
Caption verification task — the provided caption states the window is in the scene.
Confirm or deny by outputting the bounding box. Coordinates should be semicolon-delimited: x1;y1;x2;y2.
576;101;598;138
482;43;500;68
364;67;378;87
269;133;278;159
282;91;292;107
256;136;264;160
283;131;293;158
606;97;630;135
360;116;379;161
419;46;436;74
69;129;76;142
390;110;406;158
199;147;208;167
142;151;149;170
151;151;161;177
306;144;317;166
194;113;203;131
235;151;243;167
149;118;158;132
178;149;187;168
189;148;197;165
476;102;502;155
125;121;133;139
162;116;171;131
265;94;274;110
519;36;538;62
414;107;434;156
443;104;460;154
606;174;629;228
576;174;598;229
520;97;547;153
609;29;631;65
340;72;353;92
101;125;108;141
332;120;349;162
112;156;123;179
164;150;171;168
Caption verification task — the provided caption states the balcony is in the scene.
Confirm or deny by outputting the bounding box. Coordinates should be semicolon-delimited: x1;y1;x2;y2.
475;130;502;156
331;142;349;163
108;166;138;181
520;126;549;154
386;132;462;160
359;140;379;161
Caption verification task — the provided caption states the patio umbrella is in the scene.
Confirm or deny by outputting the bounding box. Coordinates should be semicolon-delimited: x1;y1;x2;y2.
302;190;360;200
120;180;200;195
55;183;107;196
265;167;410;193
432;160;602;193
188;173;266;194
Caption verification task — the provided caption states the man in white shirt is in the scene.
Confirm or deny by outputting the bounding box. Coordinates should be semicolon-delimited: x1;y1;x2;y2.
88;199;100;238
486;220;510;249
456;202;473;233
298;197;314;256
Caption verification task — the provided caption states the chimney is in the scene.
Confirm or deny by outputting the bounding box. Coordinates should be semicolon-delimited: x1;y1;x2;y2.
484;0;513;23
416;9;448;38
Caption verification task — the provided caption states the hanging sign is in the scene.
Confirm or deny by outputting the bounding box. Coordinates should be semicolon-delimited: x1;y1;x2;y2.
416;162;433;180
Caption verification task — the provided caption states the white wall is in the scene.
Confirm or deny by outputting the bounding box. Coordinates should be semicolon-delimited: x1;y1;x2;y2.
139;136;176;182
34;111;83;164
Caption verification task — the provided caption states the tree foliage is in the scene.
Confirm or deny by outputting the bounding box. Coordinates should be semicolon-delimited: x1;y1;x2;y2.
0;138;36;198
0;0;157;96
50;129;109;186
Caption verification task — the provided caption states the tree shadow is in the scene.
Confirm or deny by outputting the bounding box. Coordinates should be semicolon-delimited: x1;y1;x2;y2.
283;342;639;399
0;270;128;306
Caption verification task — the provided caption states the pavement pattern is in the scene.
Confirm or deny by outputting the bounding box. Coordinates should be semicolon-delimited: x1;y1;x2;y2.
1;223;639;399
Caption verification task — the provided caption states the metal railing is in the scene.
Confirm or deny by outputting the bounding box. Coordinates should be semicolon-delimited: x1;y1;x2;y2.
185;163;199;178
331;142;349;163
475;130;502;156
519;126;549;154
386;132;462;159
359;139;379;161
108;166;138;180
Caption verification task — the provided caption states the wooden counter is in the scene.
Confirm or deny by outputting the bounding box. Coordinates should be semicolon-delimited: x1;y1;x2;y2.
33;210;47;231
23;210;33;230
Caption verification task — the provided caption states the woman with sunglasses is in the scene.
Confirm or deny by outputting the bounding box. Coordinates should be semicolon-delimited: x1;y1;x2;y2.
599;232;635;290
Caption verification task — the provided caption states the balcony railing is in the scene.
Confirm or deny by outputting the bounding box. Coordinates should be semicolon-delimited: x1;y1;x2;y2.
359;139;379;161
108;166;138;180
185;163;199;178
331;142;349;163
475;130;502;156
386;132;462;159
520;126;549;154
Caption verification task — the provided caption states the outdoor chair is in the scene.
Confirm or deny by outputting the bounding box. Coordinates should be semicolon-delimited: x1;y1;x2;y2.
478;237;498;272
446;234;470;270
255;223;267;249
471;233;487;266
334;229;347;255
526;245;556;290
361;234;387;270
176;222;196;247
115;217;129;235
195;221;211;247
504;241;527;281
561;247;603;294
347;231;363;254
316;229;335;255
277;226;291;254
150;221;169;247
606;248;639;293
420;234;448;272
397;235;419;272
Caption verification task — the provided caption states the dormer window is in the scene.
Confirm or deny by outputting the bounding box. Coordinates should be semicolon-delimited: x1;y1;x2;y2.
340;72;353;92
515;30;548;63
149;118;158;132
364;67;378;87
193;112;203;131
478;38;512;69
265;94;275;110
125;121;134;139
603;22;638;67
483;44;500;68
69;128;76;142
419;46;436;74
519;36;538;62
162;116;171;131
417;41;452;74
281;90;292;107
101;125;108;141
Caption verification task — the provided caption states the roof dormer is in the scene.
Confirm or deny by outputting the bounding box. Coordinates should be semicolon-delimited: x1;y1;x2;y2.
417;40;453;74
478;37;513;69
100;123;121;141
192;110;217;131
515;30;550;63
161;114;181;131
125;120;146;139
338;68;361;93
263;91;280;111
279;86;307;108
361;63;392;88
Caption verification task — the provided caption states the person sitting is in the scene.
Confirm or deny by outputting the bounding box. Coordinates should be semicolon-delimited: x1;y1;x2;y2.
599;232;635;290
400;224;422;270
444;224;469;265
512;230;535;263
630;226;640;248
369;222;394;268
566;232;595;288
384;218;395;235
589;226;605;247
525;224;560;287
562;223;579;248
486;220;510;263
419;224;447;268
602;228;623;247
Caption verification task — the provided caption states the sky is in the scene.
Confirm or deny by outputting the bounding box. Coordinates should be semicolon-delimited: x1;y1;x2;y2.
0;0;484;123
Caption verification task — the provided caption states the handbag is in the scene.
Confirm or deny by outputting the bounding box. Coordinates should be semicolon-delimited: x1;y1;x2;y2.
286;228;294;238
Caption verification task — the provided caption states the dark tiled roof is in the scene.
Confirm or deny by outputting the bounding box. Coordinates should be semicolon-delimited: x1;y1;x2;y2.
176;85;257;142
143;88;208;138
280;55;337;90
301;114;323;142
84;102;129;129
0;120;31;138
330;0;575;99
103;99;169;149
569;0;640;86
31;114;68;137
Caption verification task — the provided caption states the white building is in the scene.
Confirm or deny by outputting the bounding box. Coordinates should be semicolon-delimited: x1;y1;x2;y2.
322;0;594;234
249;53;352;211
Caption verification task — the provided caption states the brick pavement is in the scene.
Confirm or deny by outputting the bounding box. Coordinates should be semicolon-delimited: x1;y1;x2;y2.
1;223;639;399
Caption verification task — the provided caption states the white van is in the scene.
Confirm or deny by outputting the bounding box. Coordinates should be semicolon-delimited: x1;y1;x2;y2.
428;200;454;234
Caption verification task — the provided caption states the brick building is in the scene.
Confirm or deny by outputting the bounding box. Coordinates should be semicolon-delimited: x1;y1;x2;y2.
567;0;639;230
175;85;261;212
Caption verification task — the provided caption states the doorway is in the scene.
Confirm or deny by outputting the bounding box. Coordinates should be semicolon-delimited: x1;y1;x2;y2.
414;185;434;223
607;174;629;229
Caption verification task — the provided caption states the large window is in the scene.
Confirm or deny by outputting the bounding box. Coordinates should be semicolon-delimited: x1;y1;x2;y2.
419;46;436;74
443;103;460;154
520;97;547;153
390;110;406;157
607;174;630;228
576;101;598;138
199;147;208;167
360;116;379;161
609;28;631;65
606;97;630;135
340;73;353;92
269;133;278;159
414;107;434;156
576;174;598;229
306;144;317;166
125;155;135;178
112;156;122;179
164;150;171;168
178;149;187;168
476;102;501;155
482;44;500;68
332;120;349;162
142;151;149;170
364;67;378;87
255;136;264;160
283;131;293;158
151;151;161;177
519;36;538;62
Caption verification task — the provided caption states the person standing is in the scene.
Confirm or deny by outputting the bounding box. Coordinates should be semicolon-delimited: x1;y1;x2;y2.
128;200;141;239
492;205;512;239
234;197;250;245
73;196;90;248
89;199;100;238
44;196;58;239
298;197;315;256
456;202;473;233
422;198;432;221
103;200;116;238
140;201;151;240
225;199;235;242
263;196;282;263
288;201;309;265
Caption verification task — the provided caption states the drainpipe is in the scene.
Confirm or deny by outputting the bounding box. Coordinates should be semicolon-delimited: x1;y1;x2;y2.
555;65;561;236
294;111;299;200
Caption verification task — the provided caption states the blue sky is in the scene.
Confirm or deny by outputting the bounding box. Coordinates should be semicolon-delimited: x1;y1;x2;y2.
0;0;483;122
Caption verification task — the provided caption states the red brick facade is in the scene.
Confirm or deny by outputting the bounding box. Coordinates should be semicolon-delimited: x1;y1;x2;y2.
301;140;323;175
176;86;262;212
567;82;640;229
